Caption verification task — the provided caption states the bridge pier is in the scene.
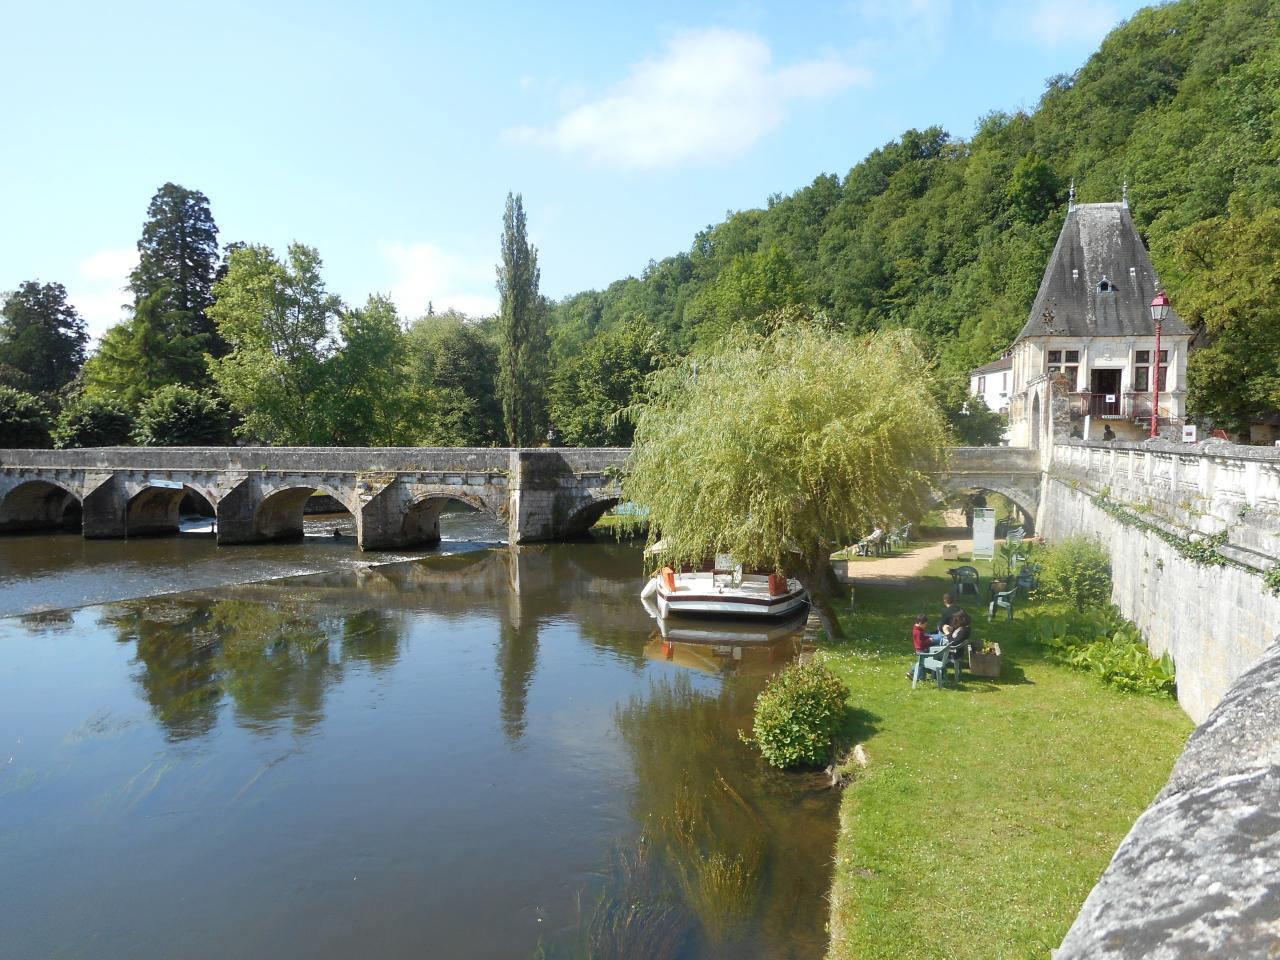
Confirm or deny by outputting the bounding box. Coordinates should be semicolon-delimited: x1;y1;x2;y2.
359;480;443;551
82;474;129;539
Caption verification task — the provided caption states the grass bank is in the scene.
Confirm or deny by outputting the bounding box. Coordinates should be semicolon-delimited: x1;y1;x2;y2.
820;558;1193;960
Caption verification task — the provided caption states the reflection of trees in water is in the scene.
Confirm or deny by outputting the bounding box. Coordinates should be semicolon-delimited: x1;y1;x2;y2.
495;615;538;744
103;602;221;741
101;596;405;740
545;673;837;959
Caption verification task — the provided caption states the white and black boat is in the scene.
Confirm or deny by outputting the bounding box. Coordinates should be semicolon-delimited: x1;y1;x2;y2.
640;564;808;621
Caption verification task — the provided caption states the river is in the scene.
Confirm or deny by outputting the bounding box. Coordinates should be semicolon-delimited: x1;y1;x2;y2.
0;511;837;959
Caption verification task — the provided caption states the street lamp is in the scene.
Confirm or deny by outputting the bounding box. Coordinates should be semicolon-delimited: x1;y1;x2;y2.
1149;291;1170;439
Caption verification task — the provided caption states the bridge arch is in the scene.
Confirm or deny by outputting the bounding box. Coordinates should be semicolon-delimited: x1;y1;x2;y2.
0;479;82;533
937;481;1038;534
564;495;621;537
125;484;217;537
398;492;502;547
253;483;355;542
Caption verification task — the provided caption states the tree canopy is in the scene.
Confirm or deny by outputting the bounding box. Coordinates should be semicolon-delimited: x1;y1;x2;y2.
0;281;88;396
129;182;223;354
624;324;949;636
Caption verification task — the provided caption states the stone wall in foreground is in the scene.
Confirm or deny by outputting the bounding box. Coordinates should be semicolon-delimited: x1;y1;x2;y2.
1040;440;1280;724
1054;637;1280;959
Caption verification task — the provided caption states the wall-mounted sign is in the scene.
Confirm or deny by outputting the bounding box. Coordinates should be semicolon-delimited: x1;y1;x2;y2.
149;479;184;490
1182;425;1197;443
1105;394;1116;403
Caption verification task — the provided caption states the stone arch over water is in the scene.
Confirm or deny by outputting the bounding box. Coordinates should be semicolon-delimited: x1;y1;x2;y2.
398;492;502;547
0;479;82;533
125;484;218;537
252;483;354;542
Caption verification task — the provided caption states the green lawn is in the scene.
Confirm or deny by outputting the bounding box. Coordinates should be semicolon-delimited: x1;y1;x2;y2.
821;559;1193;960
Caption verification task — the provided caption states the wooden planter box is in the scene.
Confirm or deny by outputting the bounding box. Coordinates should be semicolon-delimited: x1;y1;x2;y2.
942;543;959;560
970;643;1002;678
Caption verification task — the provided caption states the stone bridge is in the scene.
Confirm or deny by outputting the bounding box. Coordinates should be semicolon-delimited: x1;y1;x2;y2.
0;447;629;549
935;445;1043;529
0;444;1045;549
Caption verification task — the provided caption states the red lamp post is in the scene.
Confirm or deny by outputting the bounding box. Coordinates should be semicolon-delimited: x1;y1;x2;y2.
1149;291;1170;439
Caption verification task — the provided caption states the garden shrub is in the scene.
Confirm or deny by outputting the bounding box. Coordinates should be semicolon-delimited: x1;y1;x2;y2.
744;659;849;769
1038;536;1112;610
53;393;133;448
1028;610;1176;697
0;385;51;448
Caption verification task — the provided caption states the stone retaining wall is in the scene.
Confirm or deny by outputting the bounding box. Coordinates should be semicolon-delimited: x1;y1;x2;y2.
1039;473;1280;723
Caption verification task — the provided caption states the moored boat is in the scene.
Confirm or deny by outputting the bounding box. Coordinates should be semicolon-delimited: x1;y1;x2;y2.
641;565;808;620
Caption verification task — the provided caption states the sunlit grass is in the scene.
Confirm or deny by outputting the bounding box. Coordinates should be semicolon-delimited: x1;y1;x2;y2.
822;558;1193;960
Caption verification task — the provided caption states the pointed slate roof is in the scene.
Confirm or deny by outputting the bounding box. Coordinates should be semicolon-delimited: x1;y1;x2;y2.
1015;202;1191;342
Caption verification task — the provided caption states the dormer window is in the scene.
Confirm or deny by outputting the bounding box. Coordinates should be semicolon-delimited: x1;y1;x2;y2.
1098;277;1113;292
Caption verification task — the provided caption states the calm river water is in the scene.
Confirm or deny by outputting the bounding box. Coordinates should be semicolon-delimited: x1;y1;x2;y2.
0;513;836;959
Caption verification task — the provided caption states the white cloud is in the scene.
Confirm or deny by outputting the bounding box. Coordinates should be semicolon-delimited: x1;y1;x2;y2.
1025;0;1121;47
382;243;498;320
68;248;137;344
506;28;870;170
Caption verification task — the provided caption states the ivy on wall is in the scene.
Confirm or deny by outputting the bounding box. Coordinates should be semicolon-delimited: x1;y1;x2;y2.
1086;486;1280;596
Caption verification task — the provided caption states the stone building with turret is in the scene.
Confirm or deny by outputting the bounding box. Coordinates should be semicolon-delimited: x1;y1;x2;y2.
1007;196;1193;448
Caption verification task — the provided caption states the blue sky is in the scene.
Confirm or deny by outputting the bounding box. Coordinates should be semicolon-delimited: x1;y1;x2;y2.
1;0;1151;341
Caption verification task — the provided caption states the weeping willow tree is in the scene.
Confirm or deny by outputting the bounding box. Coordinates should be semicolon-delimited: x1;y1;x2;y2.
624;322;950;639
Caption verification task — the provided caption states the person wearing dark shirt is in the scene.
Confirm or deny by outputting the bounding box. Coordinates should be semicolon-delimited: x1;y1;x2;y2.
1103;424;1116;441
939;593;965;634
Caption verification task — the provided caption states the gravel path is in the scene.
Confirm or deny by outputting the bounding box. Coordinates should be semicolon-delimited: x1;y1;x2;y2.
837;524;974;589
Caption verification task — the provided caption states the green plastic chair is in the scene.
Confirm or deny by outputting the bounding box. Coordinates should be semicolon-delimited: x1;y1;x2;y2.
951;565;980;598
914;640;964;689
988;587;1016;621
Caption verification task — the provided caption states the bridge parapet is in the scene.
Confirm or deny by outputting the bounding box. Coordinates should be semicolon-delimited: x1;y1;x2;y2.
1051;439;1280;564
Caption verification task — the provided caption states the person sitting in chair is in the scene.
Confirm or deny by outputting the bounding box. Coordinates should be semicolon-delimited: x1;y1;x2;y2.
937;593;965;638
909;615;932;682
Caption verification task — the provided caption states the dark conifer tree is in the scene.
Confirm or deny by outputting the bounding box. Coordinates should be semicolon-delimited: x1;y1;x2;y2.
0;281;88;395
129;182;224;356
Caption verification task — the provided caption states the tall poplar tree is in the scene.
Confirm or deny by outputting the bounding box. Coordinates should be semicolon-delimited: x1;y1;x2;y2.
496;193;548;446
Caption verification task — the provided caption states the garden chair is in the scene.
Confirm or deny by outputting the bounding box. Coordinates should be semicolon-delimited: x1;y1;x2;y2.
950;565;980;598
913;638;964;689
1006;526;1025;547
1015;564;1039;599
988;586;1016;621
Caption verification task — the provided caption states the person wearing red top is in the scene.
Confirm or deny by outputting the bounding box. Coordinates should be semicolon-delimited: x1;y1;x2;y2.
909;615;932;682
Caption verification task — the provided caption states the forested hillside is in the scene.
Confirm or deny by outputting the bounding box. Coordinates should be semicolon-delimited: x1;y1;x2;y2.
2;0;1275;448
547;0;1279;435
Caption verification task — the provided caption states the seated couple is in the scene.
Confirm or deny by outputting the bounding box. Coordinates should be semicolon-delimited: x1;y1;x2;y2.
908;593;971;682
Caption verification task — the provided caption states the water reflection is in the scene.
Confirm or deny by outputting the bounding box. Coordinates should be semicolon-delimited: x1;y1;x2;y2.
102;596;405;740
1;541;835;960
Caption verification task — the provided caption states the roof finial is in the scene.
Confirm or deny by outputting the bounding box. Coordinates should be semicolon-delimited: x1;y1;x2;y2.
1068;178;1076;212
1122;178;1129;208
